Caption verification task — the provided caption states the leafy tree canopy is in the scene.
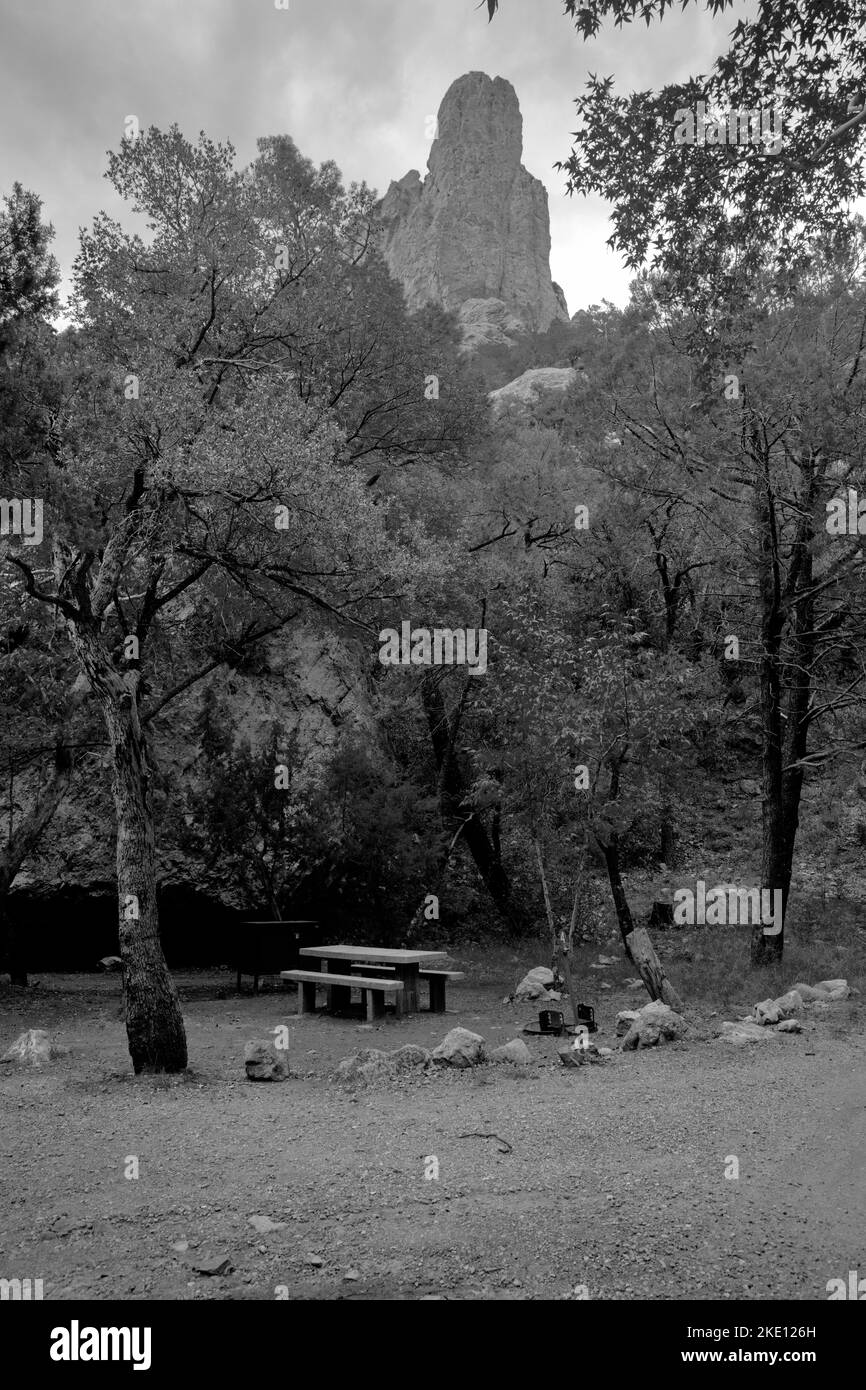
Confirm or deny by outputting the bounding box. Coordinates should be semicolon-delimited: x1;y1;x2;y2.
486;1;866;309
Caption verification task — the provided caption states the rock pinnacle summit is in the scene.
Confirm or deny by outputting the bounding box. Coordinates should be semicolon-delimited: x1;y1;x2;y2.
377;72;568;348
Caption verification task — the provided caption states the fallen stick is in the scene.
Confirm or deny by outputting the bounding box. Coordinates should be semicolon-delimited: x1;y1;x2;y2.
457;1131;513;1154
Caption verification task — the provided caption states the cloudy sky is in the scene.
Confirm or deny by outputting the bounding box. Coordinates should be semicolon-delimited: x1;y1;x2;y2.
0;0;743;321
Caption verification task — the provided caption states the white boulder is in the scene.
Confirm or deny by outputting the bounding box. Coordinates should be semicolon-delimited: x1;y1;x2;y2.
0;1029;60;1066
431;1027;486;1069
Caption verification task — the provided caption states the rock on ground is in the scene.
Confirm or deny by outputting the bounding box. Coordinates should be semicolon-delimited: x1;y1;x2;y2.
775;1019;803;1034
754;989;804;1025
615;1010;640;1036
718;1021;775;1046
248;1215;286;1234
513;967;555;1001
0;1029;61;1066
754;998;783;1026
244;1039;290;1082
431;1027;486;1069
559;1040;609;1067
490;1039;532;1065
790;982;825;1002
334;1045;431;1085
749;982;847;1028
621;1002;688;1051
774;989;805;1016
388;1045;432;1074
791;979;851;1002
558;1046;583;1068
334;1049;393;1085
813;979;851;1000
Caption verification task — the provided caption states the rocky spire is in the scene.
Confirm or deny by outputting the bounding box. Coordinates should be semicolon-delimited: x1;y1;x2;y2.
377;72;568;343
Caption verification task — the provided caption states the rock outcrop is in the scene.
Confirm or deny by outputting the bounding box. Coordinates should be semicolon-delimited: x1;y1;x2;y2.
489;366;578;417
377;73;568;343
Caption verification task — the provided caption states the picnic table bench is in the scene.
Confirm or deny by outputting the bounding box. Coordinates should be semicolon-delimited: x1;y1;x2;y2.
349;961;465;1012
282;946;453;1017
280;968;405;1021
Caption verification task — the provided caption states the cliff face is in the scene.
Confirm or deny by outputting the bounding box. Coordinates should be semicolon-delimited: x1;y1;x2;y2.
377;72;568;339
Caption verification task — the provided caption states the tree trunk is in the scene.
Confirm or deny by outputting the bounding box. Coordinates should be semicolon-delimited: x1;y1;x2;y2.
104;693;188;1072
625;927;684;1011
598;833;635;941
753;617;787;965
750;458;807;966
599;832;684;1010
753;480;817;965
66;620;187;1074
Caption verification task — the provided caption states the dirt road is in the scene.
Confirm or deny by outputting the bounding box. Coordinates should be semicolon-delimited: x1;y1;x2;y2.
1;974;864;1300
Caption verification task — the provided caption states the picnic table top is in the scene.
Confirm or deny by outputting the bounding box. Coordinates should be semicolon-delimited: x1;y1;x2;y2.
298;945;446;965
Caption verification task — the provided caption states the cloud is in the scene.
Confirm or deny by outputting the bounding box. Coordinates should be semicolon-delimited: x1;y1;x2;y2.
0;0;742;320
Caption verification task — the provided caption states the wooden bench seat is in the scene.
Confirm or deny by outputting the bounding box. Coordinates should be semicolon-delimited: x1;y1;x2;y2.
348;963;465;1012
419;969;465;1012
280;969;404;1021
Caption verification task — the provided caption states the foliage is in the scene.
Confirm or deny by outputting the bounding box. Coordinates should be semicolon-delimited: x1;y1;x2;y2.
184;695;326;916
486;1;866;313
0;182;59;334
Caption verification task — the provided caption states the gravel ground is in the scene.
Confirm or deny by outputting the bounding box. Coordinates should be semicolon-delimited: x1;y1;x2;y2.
1;970;864;1301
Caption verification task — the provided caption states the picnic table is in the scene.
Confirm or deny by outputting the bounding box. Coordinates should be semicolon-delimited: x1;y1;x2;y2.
282;945;458;1018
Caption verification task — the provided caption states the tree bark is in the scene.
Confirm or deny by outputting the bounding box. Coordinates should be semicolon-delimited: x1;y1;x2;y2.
753;468;787;965
67;623;187;1073
625;927;685;1011
598;831;684;1010
103;687;188;1072
750;455;817;966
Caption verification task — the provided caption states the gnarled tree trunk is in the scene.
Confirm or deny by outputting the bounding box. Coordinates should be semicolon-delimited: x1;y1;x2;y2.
68;623;187;1073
